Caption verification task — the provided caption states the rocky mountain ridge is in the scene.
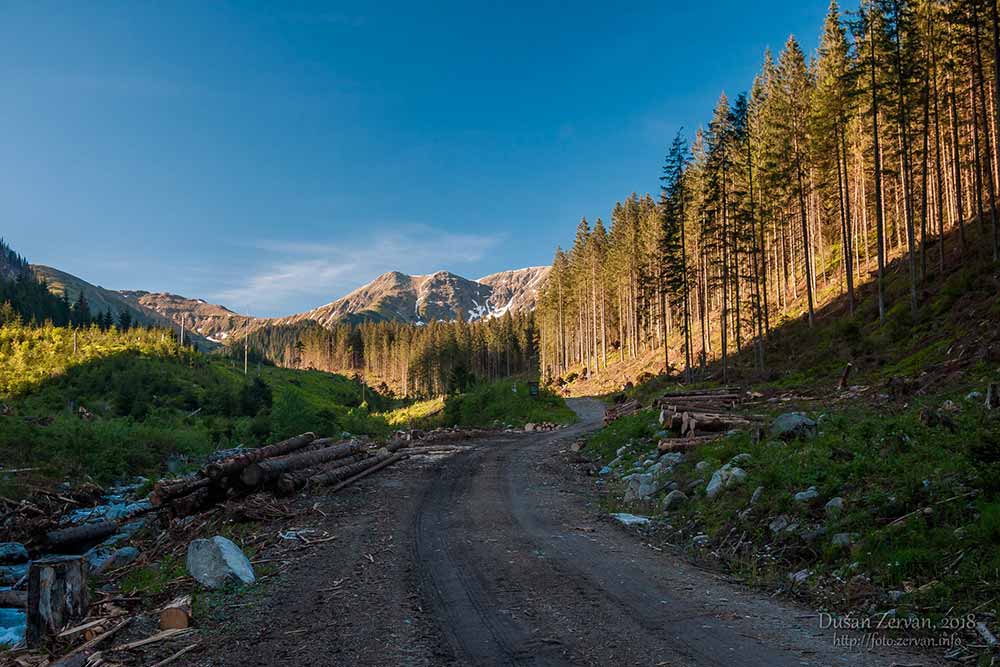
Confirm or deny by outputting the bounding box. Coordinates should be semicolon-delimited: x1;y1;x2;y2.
19;256;549;345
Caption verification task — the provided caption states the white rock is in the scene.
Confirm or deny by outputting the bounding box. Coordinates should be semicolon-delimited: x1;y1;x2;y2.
794;486;820;503
825;496;844;516
789;569;811;585
705;464;747;498
769;515;791;534
610;513;650;526
187;536;256;589
624;473;665;502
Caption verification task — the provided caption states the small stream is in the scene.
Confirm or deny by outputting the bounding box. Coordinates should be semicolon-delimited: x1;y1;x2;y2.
0;479;150;648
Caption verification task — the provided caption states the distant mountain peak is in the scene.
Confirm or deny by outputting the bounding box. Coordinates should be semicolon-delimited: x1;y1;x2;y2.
271;265;550;330
23;254;549;346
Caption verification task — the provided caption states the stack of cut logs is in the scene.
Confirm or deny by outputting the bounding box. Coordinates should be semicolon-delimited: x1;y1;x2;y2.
603;399;641;425
145;432;409;524
39;428;480;551
654;389;759;451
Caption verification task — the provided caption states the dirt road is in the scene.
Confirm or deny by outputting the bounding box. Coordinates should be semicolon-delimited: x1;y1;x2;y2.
201;399;928;666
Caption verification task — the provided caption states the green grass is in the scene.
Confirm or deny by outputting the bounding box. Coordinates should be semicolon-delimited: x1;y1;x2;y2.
444;379;576;428
585;409;659;460
589;391;1000;620
381;397;447;429
120;554;188;596
0;322;396;488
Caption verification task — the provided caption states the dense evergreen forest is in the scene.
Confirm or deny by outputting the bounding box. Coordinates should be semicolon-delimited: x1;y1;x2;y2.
537;0;1000;383
228;313;540;398
0;239;131;330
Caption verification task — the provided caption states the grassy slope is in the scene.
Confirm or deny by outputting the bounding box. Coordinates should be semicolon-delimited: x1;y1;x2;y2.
580;224;1000;627
0;324;392;490
381;396;447;430
0;322;573;491
559;225;1000;400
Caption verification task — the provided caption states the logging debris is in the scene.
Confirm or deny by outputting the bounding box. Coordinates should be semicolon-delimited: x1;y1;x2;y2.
2;424;486;663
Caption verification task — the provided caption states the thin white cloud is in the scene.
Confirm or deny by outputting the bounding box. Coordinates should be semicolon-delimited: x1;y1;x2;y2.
212;225;504;316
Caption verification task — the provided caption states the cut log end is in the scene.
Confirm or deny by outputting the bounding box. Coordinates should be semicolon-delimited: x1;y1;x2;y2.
160;595;193;630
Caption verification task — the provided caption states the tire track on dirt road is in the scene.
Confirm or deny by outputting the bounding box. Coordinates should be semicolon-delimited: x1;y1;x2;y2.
412;398;928;666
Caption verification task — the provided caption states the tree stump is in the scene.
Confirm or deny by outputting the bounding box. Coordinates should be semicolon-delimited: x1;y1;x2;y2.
987;383;999;411
26;556;89;647
159;594;193;630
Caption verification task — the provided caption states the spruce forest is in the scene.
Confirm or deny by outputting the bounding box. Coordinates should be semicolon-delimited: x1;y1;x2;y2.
537;0;1000;385
231;314;540;397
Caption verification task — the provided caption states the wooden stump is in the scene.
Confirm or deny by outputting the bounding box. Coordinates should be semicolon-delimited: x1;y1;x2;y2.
26;556;89;647
159;594;193;630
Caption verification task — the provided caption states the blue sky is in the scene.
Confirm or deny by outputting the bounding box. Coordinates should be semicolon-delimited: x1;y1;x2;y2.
1;1;830;316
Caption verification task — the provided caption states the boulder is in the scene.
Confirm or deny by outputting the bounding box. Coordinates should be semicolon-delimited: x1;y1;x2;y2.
662;490;688;511
769;412;817;440
799;526;827;543
788;569;811;585
824;496;844;516
750;486;765;505
831;532;859;548
610;513;650;526
794;486;820;503
660;452;685;466
186;536;256;589
730;453;753;466
769;514;791;534
623;474;664;502
705;464;747;498
0;543;28;565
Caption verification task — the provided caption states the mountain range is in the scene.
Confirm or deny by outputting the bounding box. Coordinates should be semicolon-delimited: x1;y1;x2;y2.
25;261;550;346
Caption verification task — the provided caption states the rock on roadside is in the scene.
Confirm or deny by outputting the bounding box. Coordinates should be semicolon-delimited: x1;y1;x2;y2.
187;536;256;589
662;490;688;511
769;412;817;441
624;473;665;502
706;464;747;499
